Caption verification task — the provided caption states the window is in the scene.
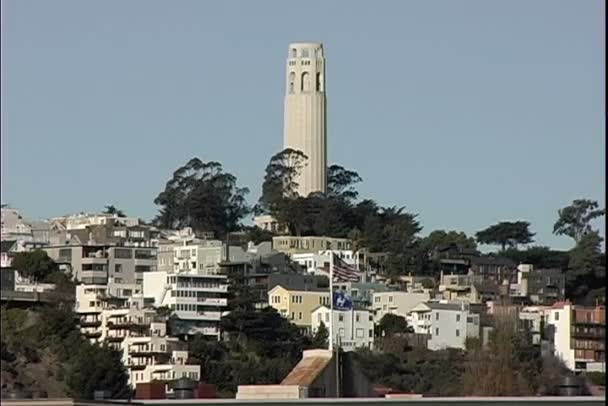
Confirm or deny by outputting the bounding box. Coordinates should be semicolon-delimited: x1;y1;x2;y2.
339;314;344;322
114;248;132;259
356;314;360;322
389;296;393;303
435;328;439;336
456;329;460;337
356;328;364;338
289;72;295;93
301;72;310;92
291;48;297;58
369;329;373;338
555;312;559;321
291;312;295;320
115;278;123;284
115;264;122;273
298;312;303;320
339;328;345;337
436;312;439;320
302;48;309;58
456;314;460;322
318;314;322;322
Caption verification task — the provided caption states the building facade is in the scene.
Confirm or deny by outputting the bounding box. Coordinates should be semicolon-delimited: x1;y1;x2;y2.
426;302;480;351
283;42;327;197
143;271;228;338
268;284;330;330
372;290;431;323
272;236;352;256
311;306;374;351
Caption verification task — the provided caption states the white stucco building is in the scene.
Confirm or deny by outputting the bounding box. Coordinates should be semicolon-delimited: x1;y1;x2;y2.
311;305;374;351
283;42;327;197
121;321;200;387
143;271;228;338
372;290;431;323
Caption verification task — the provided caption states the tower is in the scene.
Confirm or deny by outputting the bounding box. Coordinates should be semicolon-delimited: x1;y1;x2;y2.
283;42;327;197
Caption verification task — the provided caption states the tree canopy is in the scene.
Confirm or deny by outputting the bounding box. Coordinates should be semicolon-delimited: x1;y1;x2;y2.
553;199;605;243
153;158;250;238
475;221;535;251
103;205;126;218
11;250;59;282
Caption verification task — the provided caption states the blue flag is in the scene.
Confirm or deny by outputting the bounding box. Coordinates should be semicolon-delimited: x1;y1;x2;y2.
333;291;353;310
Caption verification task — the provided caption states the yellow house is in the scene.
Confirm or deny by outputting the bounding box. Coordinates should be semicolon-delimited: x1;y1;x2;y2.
268;285;330;329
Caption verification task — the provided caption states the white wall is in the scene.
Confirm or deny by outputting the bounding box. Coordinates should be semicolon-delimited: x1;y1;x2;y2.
311;306;374;351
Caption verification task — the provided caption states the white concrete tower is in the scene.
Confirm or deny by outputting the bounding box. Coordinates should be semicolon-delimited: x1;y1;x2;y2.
283;42;327;196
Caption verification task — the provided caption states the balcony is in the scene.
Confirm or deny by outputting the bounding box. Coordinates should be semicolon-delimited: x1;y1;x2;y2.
82;330;102;338
82;257;108;265
79;319;102;327
197;297;228;307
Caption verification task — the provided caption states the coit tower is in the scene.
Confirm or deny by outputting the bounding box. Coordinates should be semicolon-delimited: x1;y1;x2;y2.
283;42;327;196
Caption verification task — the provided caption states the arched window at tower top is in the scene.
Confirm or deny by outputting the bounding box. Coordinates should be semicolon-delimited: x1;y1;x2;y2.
301;72;311;92
301;48;310;58
291;48;297;58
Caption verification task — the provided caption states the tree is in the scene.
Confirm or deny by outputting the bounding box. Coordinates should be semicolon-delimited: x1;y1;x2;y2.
422;230;477;255
11;250;59;282
501;246;569;270
566;231;605;304
377;314;410;337
257;149;308;235
103;205;126;217
462;315;541;396
326;165;362;202
476;221;535;251
553;199;605;243
311;321;329;349
153;158;250;238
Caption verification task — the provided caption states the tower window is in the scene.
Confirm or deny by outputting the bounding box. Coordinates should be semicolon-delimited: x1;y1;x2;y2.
316;73;323;92
289;72;295;94
301;72;310;92
302;48;309;58
291;48;297;58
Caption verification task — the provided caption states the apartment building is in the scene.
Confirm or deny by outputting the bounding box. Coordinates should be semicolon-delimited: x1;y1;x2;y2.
511;265;565;305
407;302;433;335
268;285;330;330
518;305;550;345
544;302;605;372
311;306;374;351
143;271;228;338
45;244;157;289
426;302;480;351
121;321;200;387
372;290;431;323
272;236;353;256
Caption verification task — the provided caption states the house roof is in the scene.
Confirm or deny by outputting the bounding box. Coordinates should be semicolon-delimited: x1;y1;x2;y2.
0;240;16;253
427;302;468;311
268;284;328;294
281;350;333;387
472;282;500;294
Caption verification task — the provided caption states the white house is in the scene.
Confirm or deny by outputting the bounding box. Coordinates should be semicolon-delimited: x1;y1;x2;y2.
143;271;228;338
372;290;431;323
407;302;433;335
426;301;480;351
121;321;200;387
311;305;374;351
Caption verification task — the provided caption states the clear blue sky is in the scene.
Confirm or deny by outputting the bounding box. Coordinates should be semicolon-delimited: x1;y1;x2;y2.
1;0;605;251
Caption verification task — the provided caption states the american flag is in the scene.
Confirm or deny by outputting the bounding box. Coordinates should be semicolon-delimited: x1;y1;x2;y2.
332;253;361;282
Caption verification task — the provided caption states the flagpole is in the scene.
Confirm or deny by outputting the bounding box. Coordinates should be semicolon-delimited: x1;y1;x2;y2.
329;251;334;352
